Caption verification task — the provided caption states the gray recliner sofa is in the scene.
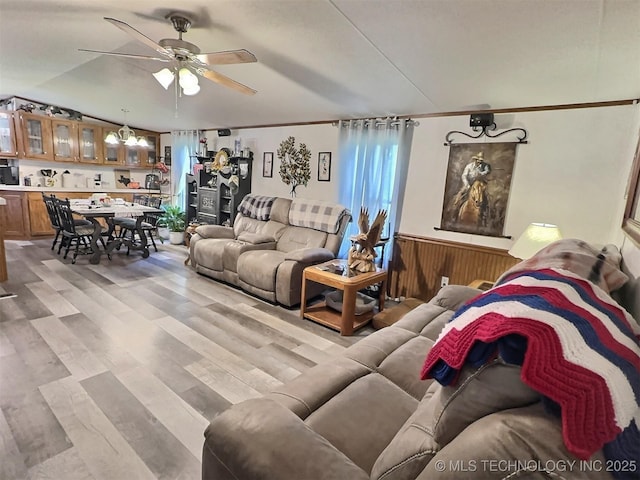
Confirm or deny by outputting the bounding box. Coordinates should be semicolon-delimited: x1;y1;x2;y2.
201;239;639;480
190;195;350;306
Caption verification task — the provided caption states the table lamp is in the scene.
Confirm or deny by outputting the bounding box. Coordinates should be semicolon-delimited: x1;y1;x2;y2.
509;223;562;259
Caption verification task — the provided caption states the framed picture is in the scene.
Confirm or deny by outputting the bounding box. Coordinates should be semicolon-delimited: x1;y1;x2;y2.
318;152;331;182
263;152;273;177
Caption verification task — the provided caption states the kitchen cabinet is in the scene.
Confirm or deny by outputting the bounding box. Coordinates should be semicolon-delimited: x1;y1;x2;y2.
16;112;54;161
0;192;29;238
52;119;78;162
52;120;105;164
103;127;124;166
0;111;17;157
142;132;159;167
78;123;104;164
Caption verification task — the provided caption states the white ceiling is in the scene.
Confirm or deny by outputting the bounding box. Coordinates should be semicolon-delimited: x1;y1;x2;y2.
1;0;639;133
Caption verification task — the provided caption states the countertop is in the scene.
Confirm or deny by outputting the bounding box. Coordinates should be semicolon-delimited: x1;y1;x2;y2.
0;185;161;194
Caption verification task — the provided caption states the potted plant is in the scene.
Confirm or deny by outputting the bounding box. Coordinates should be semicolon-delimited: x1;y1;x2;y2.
158;204;186;245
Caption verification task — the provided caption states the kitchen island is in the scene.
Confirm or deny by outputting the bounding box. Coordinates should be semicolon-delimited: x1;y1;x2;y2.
0;186;162;240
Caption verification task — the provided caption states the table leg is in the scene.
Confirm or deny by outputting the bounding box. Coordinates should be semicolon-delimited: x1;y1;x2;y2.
300;271;308;319
341;286;356;336
87;218;104;265
378;278;386;312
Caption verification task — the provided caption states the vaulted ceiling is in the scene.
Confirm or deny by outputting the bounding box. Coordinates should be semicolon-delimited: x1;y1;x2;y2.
1;0;639;132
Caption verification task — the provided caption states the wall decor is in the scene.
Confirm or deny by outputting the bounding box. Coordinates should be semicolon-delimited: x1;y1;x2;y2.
263;152;273;177
164;145;171;165
439;142;517;237
277;136;311;196
318;152;331;182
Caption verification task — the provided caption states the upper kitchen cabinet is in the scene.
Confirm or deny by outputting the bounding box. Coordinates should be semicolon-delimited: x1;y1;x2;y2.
78;123;104;164
142;132;159;167
51;118;78;162
122;131;159;168
16;112;54;161
102;127;124;166
0;111;17;156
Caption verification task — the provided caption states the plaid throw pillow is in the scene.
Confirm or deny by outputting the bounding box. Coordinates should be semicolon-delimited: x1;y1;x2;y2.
237;195;276;221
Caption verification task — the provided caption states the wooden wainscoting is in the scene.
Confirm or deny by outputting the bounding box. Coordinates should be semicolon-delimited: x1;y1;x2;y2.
389;234;520;301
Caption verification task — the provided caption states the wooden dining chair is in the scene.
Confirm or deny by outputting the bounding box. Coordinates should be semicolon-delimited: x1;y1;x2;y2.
55;198;98;263
112;193;148;235
118;196;163;254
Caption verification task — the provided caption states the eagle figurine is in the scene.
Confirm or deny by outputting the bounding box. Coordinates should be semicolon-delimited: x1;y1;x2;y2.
348;207;387;273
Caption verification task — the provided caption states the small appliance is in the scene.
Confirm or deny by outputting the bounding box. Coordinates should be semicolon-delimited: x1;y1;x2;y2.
145;173;160;190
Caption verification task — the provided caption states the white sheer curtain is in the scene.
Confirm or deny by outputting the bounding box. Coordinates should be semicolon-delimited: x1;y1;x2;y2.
171;130;200;210
336;118;415;265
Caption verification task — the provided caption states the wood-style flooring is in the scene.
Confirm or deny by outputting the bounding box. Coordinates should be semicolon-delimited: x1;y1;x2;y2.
0;238;373;479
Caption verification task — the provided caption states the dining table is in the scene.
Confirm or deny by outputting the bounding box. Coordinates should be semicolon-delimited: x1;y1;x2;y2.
70;201;163;264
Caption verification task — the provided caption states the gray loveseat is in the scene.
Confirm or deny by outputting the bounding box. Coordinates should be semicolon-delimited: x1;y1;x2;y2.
190;195;350;306
202;240;639;480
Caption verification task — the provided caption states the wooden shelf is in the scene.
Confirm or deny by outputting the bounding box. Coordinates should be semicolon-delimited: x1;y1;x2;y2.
304;301;375;332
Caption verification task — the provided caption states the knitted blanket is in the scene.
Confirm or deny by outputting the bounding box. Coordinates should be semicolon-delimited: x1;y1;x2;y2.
237;195;276;221
421;268;640;472
288;199;348;234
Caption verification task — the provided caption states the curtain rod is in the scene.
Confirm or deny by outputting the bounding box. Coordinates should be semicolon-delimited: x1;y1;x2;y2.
332;118;419;128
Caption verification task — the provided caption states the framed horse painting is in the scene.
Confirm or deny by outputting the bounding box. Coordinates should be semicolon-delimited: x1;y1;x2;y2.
440;142;518;237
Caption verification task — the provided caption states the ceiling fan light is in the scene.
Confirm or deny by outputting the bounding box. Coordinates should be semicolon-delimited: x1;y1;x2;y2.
153;68;175;89
182;84;201;96
105;131;119;145
178;67;198;88
136;136;149;147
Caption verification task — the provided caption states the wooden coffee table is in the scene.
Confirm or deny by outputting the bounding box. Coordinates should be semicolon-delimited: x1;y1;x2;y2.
300;259;387;335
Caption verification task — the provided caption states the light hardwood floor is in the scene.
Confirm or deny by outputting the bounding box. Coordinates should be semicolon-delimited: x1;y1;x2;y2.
0;238;373;479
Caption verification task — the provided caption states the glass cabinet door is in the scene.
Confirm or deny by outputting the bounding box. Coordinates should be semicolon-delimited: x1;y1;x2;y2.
102;127;124;165
124;144;141;167
19;112;53;161
79;123;103;164
142;133;158;167
52;119;78;162
0;111;17;156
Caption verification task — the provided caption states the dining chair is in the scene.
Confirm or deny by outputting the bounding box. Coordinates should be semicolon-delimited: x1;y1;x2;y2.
112;193;148;236
118;196;163;254
42;192;91;253
55;198;105;264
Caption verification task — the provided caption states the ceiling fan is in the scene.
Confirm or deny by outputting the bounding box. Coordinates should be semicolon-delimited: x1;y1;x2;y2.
80;14;257;95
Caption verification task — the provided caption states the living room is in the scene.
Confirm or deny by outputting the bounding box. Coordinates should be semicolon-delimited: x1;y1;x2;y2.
1;1;640;479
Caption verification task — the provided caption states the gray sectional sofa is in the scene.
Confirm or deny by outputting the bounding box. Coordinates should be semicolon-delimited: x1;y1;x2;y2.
189;195;350;306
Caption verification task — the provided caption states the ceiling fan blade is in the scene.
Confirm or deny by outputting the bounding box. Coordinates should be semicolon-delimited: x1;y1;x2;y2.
199;69;257;95
78;48;171;62
197;49;257;65
104;17;173;59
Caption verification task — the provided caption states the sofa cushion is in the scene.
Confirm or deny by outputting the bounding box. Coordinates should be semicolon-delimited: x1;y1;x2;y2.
416;403;611;480
232;215;267;237
270;197;292;224
237;232;275;244
305;373;419;474
277;225;328;252
237;250;287;291
371;361;539;480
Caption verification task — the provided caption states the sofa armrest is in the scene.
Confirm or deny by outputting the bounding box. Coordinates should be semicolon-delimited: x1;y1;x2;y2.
202;398;368;480
284;247;335;263
195;224;235;239
237;232;275;244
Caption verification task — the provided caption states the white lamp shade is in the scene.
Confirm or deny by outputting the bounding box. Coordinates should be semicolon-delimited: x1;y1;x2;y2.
182;84;200;96
508;223;562;259
153;68;175;89
104;131;119;145
136;136;149;148
178;67;198;88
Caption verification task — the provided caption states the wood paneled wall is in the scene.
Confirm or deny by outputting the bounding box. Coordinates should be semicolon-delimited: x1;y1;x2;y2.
389;234;520;301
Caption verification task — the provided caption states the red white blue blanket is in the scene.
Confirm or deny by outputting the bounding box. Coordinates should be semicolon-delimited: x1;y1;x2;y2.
421;268;640;475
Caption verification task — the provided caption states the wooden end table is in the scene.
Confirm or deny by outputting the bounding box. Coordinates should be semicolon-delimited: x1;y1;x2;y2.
300;260;387;336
